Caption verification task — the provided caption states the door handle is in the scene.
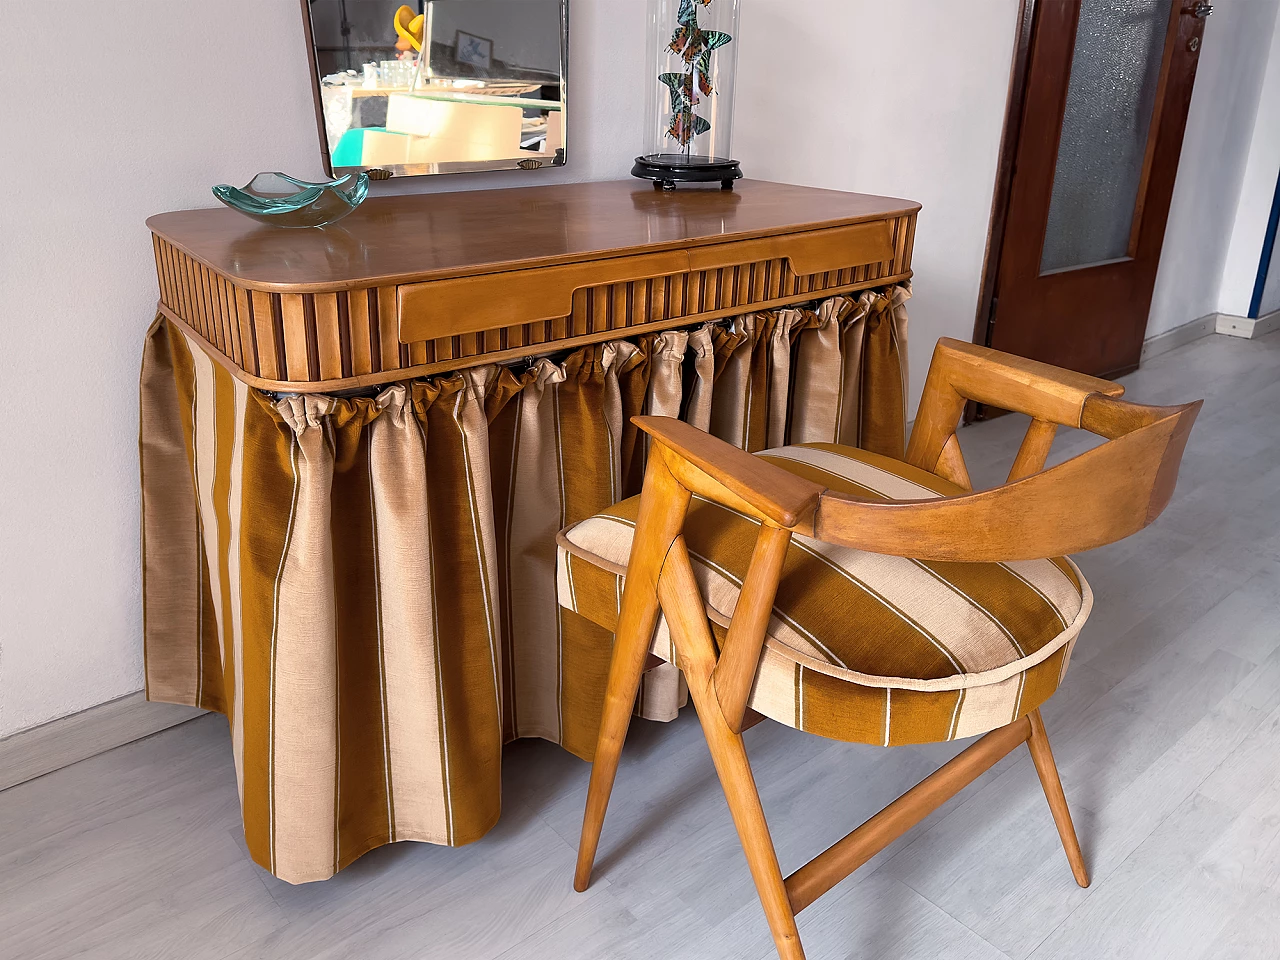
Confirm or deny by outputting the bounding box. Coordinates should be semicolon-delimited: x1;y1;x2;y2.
1187;2;1213;17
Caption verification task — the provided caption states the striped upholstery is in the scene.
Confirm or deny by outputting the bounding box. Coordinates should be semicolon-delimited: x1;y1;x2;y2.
556;443;1092;746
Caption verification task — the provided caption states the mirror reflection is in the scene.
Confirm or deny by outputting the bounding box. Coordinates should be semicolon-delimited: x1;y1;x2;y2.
304;0;567;177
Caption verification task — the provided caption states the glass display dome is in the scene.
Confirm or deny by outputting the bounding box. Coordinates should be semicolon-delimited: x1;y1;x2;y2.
632;0;742;189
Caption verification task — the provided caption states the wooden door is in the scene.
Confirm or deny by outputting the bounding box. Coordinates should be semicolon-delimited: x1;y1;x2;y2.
980;0;1212;379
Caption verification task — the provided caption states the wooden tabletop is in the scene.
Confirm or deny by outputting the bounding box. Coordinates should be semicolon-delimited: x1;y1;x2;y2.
147;179;920;293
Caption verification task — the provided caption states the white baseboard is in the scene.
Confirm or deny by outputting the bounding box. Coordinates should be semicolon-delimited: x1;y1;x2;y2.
1142;314;1217;362
1215;309;1280;339
0;692;205;792
1141;309;1280;363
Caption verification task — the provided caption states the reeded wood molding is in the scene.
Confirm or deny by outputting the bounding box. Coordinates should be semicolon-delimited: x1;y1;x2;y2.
153;243;914;392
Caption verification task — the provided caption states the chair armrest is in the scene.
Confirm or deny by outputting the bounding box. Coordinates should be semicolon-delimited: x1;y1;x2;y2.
906;338;1124;475
633;416;823;529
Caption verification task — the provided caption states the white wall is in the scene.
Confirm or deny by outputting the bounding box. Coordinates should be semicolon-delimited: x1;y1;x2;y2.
1218;7;1280;318
0;0;649;739
1148;0;1280;335
735;0;1021;417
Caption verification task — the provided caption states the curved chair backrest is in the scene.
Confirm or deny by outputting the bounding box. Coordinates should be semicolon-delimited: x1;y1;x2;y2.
634;338;1201;564
815;396;1200;562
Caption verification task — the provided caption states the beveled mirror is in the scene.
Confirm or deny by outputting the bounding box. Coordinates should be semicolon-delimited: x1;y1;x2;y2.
301;0;568;179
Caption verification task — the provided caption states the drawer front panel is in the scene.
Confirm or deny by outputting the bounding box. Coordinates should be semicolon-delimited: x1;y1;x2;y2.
398;220;904;347
687;221;895;276
397;250;690;344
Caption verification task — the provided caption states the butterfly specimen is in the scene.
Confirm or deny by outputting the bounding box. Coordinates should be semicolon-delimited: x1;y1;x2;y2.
661;0;733;149
659;72;697;112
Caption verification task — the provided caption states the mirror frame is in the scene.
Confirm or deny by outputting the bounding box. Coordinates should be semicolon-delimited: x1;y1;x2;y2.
299;0;569;179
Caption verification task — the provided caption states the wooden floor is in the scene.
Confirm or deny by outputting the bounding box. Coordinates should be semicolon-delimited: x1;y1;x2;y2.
5;331;1280;960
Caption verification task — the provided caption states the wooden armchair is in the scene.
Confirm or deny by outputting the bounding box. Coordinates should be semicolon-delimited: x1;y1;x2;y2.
555;337;1201;960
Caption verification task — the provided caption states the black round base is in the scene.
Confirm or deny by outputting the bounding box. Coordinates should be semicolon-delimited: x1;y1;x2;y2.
631;155;743;190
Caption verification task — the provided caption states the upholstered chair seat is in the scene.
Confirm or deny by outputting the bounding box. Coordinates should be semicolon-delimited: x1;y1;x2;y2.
558;442;1090;747
562;339;1201;960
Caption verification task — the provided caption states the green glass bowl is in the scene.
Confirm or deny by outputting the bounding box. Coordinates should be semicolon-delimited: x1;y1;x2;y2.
211;171;370;228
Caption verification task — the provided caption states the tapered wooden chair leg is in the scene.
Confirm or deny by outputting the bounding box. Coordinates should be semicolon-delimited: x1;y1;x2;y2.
658;543;805;960
688;683;806;960
573;605;658;892
574;457;692;893
1026;709;1089;887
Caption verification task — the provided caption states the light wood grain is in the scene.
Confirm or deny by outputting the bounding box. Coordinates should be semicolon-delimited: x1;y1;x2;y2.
1008;417;1058;481
686;222;893;276
785;716;1033;915
1026;708;1090;888
659;537;805;960
398;250;689;343
148;181;918;292
637;419;823;529
713;523;793;734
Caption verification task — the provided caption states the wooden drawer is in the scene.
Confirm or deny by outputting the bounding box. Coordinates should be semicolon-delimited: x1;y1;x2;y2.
398;250;689;344
398;221;897;345
687;221;893;276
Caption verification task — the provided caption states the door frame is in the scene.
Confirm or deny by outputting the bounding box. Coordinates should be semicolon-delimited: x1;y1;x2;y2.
971;0;1038;354
967;0;1038;421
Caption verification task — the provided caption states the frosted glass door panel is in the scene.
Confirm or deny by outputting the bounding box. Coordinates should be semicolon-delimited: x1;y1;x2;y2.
1040;0;1172;274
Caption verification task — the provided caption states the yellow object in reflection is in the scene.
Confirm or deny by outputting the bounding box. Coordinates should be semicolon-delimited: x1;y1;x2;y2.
393;5;425;53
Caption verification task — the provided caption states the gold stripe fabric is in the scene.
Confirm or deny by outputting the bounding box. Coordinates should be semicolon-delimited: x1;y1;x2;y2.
139;288;910;882
556;441;1091;747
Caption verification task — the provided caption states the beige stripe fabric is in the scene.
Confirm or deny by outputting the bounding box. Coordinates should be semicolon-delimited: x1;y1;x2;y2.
710;311;770;451
271;395;341;880
556;440;1091;747
684;324;717;431
787;296;857;446
140;317;202;705
367;385;448;843
140;288;911;881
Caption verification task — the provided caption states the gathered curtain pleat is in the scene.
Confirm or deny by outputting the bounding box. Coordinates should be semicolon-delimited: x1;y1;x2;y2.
140;287;910;883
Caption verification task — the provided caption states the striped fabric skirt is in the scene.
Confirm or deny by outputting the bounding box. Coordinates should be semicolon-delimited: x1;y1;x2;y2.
139;287;910;882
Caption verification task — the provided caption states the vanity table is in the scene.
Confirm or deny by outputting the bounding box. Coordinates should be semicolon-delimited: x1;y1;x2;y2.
141;179;918;883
